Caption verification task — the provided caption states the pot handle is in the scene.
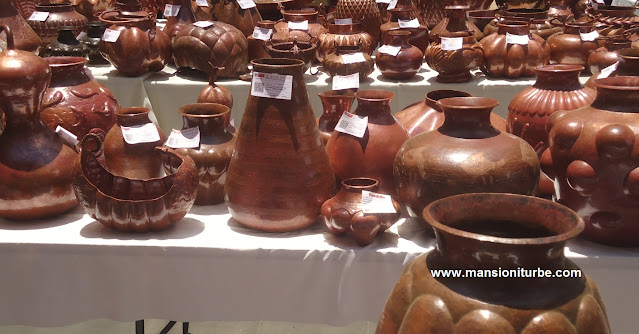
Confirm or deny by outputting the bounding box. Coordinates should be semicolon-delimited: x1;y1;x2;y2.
0;24;14;50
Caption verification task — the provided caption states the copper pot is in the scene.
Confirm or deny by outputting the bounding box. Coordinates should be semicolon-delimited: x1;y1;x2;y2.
380;8;429;54
28;3;88;48
263;38;318;73
211;0;262;37
585;47;639;88
424;30;483;83
317;89;355;145
376;29;423;80
484;8;563;40
274;8;327;42
247;20;276;60
588;35;632;74
429;5;483;43
322;43;374;78
547;21;599;68
317;19;375;62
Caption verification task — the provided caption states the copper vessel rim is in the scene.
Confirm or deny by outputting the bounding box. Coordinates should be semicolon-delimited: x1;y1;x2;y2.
341;177;379;190
267;41;317;52
317;90;355;98
437;96;499;110
617;48;639;58
593;76;639;90
422;193;585;245
35;3;75;10
467;9;496;18
251;58;305;68
44;56;88;68
355;89;395;102
565;21;594;28
178;103;230;118
116;107;151;117
425;90;472;103
535;64;585;73
496;20;530;27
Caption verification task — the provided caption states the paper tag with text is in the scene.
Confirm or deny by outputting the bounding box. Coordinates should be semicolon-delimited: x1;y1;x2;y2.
506;32;529;45
164;4;181;17
236;0;256;9
335;18;353;24
441;37;463;51
288;20;309;30
196;0;209;6
341;52;366;64
77;31;87;40
398;18;420;29
361;190;397;213
165;127;201;149
332;73;359;91
377;45;401;56
55;126;79;147
28;11;49;21
387;0;398;10
598;61;619;79
376;0;391;3
194;21;215;28
101;29;121;42
252;27;273;40
121;123;161;144
335;111;368;138
251;72;293;100
580;30;599;41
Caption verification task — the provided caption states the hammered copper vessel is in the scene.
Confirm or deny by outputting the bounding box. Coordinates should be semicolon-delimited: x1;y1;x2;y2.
376;192;610;334
263;38;317;73
317;89;355;145
225;58;336;232
326;89;409;197
424;30;483;83
71;0;116;20
542;76;639;246
317;20;375;62
0;24;77;220
163;103;236;205
394;97;539;217
41;56;119;139
28;3;87;48
73;131;198;232
0;0;40;53
274;8;327;42
579;4;639;27
508;64;595;198
321;177;400;246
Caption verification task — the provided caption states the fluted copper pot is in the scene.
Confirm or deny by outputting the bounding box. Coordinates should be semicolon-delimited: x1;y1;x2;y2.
317;20;375;62
322;44;374;79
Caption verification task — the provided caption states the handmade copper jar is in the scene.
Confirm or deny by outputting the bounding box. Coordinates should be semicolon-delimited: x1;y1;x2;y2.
588;36;631;74
197;67;233;110
376;30;422;80
80;21;109;65
0;25;77;220
480;20;550;78
211;0;262;38
380;8;429;54
321;177;400;246
322;43;374;79
508;65;596;198
225;58;336;232
585;47;639;88
394;97;539;217
0;0;40;52
98;12;171;77
41;26;89;57
163;103;236;205
317;20;375;62
429;5;482;43
542;76;639;246
416;0;492;29
317;89;355;145
173;21;248;78
41;56;119;139
274;9;327;42
326;89;409;197
103;107;167;180
162;0;195;39
247;20;275;60
334;0;382;43
547;21;598;68
263;38;317;73
424;31;483;83
28;3;88;48
396;90;506;137
377;192;610;334
73;132;198;232
484;8;563;40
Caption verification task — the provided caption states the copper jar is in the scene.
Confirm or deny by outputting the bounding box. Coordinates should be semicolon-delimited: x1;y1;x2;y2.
585;47;639;88
380;8;429;54
317;89;355;145
424;30;483;83
547;21;599;68
41;26;89;57
429;5;482;43
247;20;275;61
263;38;318;73
322;43;375;79
211;0;262;38
197;67;233;110
274;9;327;43
317;20;375;62
376;30;423;80
162;0;196;39
80;21;109;65
588;35;631;74
28;3;87;48
484;8;563;40
416;0;493;29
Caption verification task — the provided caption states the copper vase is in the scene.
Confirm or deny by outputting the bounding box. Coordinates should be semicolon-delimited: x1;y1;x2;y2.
317;19;375;62
211;0;262;38
429;5;482;43
424;30;483;83
379;8;429;54
585;47;639;88
376;30;423;80
547;21;599;69
247;20;275;61
162;0;196;39
317;89;355;145
225;58;336;232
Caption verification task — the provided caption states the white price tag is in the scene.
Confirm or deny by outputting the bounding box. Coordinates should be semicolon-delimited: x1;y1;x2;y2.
230;118;235;128
55;126;79;147
236;0;256;9
387;0;398;9
506;32;529;45
251;72;293;100
335;18;353;24
164;4;181;17
580;30;599;41
194;21;214;28
335;111;368;138
77;31;87;40
598;61;618;78
196;0;208;6
361;190;397;214
288;20;308;30
376;0;391;3
101;29;121;42
377;45;401;56
28;11;49;21
121;123;161;144
332;73;359;91
165;127;200;149
252;27;273;40
398;18;420;29
341;52;366;64
441;37;463;51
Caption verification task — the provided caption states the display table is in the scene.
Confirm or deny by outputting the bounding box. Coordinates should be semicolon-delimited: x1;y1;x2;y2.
0;205;637;333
